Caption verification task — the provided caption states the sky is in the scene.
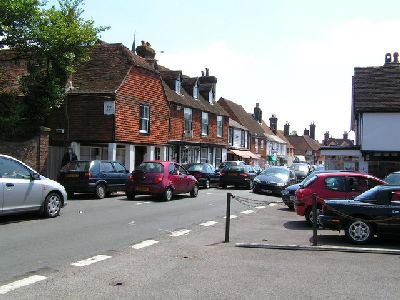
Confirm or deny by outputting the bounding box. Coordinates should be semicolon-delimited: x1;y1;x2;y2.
50;0;400;141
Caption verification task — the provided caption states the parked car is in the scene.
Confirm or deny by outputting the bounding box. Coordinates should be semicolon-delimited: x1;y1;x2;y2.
253;165;263;175
290;163;310;182
383;171;400;185
0;154;67;218
294;172;385;225
219;165;257;189
319;185;400;244
125;161;198;201
282;170;348;210
218;160;245;170
253;166;296;195
185;163;220;188
58;160;130;199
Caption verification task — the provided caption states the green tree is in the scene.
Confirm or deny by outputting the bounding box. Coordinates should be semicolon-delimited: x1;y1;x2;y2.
0;0;108;139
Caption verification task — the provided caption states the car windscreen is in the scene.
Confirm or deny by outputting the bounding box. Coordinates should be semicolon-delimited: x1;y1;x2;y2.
187;164;204;172
384;173;400;185
137;162;164;173
261;167;289;179
354;186;381;201
302;175;317;187
60;161;91;172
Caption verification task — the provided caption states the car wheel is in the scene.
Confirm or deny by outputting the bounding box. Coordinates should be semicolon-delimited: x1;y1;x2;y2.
287;204;294;210
163;187;173;201
220;184;227;189
126;192;135;200
205;179;210;189
42;192;62;218
95;183;106;199
345;219;374;244
305;207;320;226
252;185;259;194
247;180;254;190
190;184;199;197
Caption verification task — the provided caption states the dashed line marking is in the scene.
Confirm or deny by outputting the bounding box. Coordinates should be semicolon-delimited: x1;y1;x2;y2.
128;220;136;225
136;202;144;205
0;275;47;295
224;215;238;219
170;229;191;237
241;210;255;214
132;240;159;249
143;201;151;204
71;255;111;267
200;221;218;227
255;206;266;209
269;203;277;207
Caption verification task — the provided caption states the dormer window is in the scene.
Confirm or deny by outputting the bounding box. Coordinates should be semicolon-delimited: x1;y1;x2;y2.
193;83;199;99
175;78;181;94
208;89;214;104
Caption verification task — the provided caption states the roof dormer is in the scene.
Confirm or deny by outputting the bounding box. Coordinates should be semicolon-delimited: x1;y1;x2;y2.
208;88;214;104
175;76;181;94
193;82;199;99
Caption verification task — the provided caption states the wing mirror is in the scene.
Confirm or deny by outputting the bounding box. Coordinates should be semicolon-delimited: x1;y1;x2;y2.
31;173;41;180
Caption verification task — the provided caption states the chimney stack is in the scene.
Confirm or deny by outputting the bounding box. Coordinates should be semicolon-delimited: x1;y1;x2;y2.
394;52;399;63
269;114;278;134
385;53;392;65
205;68;209;76
284;122;290;136
304;128;309;136
324;131;330;145
136;41;156;59
309;122;316;140
343;131;348;140
253;103;262;123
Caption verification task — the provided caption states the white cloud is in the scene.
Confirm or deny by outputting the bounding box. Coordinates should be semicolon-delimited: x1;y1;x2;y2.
158;18;400;141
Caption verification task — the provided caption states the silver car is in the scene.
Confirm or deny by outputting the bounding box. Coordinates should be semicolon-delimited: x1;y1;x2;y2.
0;155;67;217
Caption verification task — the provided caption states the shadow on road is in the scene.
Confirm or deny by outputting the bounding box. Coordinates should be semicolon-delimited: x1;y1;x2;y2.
283;220;311;230
313;234;400;249
0;212;43;225
68;193;124;201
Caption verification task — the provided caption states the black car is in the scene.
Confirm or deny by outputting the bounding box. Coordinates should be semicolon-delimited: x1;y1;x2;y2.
218;161;245;170
58;160;130;199
289;163;310;182
282;170;346;210
383;171;400;185
319;185;400;244
219;165;257;189
253;167;296;196
185;163;220;189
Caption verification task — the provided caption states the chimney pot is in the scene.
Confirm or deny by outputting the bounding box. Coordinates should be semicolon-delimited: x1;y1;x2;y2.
394;52;399;63
201;71;204;76
205;68;209;76
385;53;392;64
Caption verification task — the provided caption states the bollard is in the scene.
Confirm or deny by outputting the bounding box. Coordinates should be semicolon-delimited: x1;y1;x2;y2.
312;193;318;246
225;193;232;243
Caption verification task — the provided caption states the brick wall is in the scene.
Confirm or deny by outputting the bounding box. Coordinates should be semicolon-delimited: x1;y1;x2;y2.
0;127;50;175
169;105;228;146
115;67;169;144
48;94;114;145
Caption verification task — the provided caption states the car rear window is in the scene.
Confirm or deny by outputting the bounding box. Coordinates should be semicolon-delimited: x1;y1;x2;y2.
324;176;346;192
187;164;204;172
384;173;400;185
61;161;91;172
302;175;317;187
137;162;164;173
225;166;244;172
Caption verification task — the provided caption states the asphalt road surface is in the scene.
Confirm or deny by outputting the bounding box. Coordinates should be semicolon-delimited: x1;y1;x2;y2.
0;187;275;286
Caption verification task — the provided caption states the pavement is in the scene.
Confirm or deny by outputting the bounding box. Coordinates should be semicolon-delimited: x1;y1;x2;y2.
1;188;400;299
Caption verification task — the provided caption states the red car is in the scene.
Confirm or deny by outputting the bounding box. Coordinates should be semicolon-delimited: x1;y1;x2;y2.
125;161;199;201
294;172;385;224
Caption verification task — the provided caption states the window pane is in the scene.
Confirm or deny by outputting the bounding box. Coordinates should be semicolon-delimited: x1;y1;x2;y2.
0;158;31;179
324;176;346;192
114;162;126;173
100;162;114;173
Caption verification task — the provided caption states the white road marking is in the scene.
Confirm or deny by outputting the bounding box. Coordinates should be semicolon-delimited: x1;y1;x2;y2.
128;220;136;225
269;203;277;207
200;221;218;227
132;240;159;249
71;255;111;267
255;206;266;209
136;202;144;205
143;201;151;204
206;193;215;195
170;229;191;237
0;275;47;295
224;215;238;219
241;210;255;214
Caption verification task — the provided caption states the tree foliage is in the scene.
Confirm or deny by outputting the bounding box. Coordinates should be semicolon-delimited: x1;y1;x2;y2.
0;0;108;140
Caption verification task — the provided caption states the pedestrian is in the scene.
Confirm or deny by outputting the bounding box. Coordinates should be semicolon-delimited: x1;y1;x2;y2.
61;147;78;167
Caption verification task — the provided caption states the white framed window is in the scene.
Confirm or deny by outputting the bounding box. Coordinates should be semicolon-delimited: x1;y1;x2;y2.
139;104;150;133
193;83;199;99
208;89;214;104
201;112;209;136
217;115;223;137
184;107;192;132
175;78;181;94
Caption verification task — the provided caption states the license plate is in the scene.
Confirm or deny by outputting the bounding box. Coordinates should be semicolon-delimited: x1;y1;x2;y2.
290;196;295;201
136;186;149;192
65;174;79;178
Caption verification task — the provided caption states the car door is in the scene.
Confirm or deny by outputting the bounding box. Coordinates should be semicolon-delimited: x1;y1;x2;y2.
168;163;182;193
100;162;117;191
0;157;43;212
208;164;219;185
346;176;369;199
113;162;129;191
178;165;192;193
320;176;348;200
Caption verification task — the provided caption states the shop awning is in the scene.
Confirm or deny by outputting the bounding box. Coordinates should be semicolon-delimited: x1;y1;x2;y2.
229;149;260;159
